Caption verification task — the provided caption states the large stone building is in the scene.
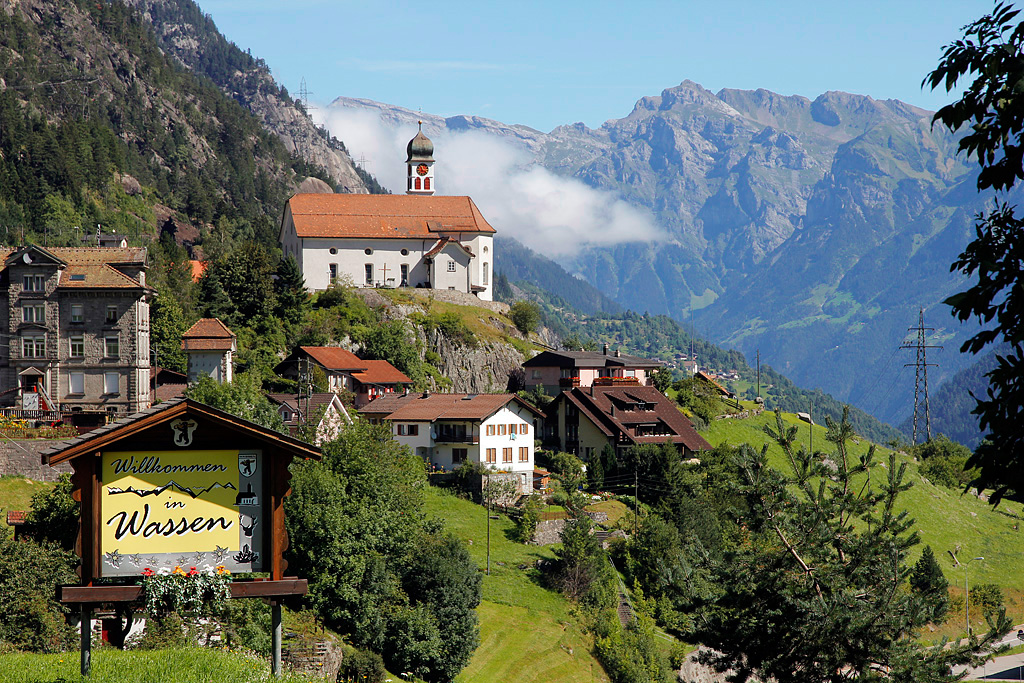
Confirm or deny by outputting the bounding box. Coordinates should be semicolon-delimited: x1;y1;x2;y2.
279;128;496;299
0;245;152;415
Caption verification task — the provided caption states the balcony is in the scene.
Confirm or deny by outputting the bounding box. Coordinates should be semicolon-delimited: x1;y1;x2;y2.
593;376;641;387
558;377;581;388
433;433;480;444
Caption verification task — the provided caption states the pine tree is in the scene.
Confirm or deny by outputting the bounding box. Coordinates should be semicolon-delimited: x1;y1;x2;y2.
694;409;1007;682
910;545;951;624
274;255;308;326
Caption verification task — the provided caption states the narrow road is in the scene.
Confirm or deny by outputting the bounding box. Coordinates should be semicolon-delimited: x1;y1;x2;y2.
953;627;1024;681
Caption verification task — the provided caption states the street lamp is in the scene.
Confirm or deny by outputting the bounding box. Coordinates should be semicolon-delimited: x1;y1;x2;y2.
965;556;985;637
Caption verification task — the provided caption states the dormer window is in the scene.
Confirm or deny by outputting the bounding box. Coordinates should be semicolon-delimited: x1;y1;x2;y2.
22;275;45;292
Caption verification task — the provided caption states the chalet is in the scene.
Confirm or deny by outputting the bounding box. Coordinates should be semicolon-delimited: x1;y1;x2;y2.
275;346;411;407
523;345;663;396
266;392;351;444
360;392;544;494
695;370;735;398
546;384;710;461
279;127;495;299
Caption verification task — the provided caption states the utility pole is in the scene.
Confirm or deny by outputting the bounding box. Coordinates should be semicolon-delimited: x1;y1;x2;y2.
633;471;638;537
485;473;491;575
900;308;942;443
298;77;315;112
756;349;761;400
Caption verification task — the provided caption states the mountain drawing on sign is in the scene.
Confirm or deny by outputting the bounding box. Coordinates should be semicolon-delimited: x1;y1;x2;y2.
106;481;238;499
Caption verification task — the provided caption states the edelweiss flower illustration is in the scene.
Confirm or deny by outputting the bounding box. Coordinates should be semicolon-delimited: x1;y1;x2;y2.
128;554;143;567
212;546;229;563
104;550;122;568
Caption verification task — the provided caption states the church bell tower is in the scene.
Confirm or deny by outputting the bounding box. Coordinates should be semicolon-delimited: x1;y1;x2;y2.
406;122;435;196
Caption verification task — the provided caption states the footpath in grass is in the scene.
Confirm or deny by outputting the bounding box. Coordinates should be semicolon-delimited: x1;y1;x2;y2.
0;648;311;683
425;486;609;683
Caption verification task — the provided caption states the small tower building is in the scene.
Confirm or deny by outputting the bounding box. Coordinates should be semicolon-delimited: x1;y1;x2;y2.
181;317;236;384
406;123;435;196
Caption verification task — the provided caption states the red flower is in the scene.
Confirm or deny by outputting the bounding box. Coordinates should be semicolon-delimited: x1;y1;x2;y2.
188;567;198;576
141;567;154;577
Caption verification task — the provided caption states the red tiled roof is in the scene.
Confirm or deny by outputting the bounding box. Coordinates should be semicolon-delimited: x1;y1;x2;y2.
153;383;186;402
190;260;207;282
183;318;235;339
359;393;542;422
59;263;145;289
266;393;341;424
556;385;711;453
182;318;236;351
351;360;412;386
286;194;496;239
423;236;475;259
300;346;367;372
6;510;27;525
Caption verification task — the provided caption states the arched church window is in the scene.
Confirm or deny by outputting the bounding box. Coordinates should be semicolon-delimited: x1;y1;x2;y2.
424;178;431;190
483;262;489;285
415;178;421;190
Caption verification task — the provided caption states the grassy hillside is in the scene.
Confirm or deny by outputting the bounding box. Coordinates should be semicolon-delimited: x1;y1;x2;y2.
423;486;609;683
705;405;1024;591
0;476;50;518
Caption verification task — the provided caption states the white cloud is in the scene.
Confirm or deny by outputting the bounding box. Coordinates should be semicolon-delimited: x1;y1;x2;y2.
314;106;664;257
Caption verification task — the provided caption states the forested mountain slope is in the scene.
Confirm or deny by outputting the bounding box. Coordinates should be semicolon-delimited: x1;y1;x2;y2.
122;0;385;194
0;0;330;250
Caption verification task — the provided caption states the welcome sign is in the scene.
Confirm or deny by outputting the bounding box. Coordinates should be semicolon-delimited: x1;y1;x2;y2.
99;448;265;577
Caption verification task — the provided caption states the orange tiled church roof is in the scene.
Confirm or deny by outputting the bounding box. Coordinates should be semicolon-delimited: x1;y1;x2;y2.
285;194;496;239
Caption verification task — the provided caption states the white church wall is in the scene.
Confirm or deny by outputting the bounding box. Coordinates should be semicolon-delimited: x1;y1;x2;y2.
301;237;433;291
430;247;472;293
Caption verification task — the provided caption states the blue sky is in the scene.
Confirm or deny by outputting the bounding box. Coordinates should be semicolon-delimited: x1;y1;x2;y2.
198;0;993;132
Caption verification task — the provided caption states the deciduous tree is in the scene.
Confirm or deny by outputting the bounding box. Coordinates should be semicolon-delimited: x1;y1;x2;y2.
926;2;1024;503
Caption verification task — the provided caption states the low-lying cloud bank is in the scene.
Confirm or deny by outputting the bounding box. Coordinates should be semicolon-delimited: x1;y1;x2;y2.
315;106;663;257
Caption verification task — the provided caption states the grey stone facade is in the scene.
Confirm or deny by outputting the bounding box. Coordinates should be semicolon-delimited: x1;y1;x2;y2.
0;246;152;415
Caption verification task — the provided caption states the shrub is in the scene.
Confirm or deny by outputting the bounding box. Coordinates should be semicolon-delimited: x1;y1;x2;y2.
509;300;540;335
0;535;77;652
339;648;386;683
972;583;1004;620
514;495;544;543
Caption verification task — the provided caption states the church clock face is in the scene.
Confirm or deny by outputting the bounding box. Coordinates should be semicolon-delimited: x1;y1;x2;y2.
416;164;429;176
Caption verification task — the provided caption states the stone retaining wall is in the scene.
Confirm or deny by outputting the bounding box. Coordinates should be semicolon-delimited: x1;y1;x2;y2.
0;439;70;481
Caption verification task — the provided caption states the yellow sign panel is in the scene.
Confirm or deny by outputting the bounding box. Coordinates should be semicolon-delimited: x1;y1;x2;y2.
101;450;239;556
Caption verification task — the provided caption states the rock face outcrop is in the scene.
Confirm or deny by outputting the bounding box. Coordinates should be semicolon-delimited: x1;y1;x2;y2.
423;329;523;394
124;0;369;194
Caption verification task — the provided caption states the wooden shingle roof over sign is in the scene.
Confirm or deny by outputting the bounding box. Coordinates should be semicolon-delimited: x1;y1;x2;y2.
42;398;319;586
285;193;496;239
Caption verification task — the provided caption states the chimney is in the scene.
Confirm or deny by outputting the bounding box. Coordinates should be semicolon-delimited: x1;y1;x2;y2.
615;349;621;357
422;390;430;399
603;343;609;356
610;404;615;417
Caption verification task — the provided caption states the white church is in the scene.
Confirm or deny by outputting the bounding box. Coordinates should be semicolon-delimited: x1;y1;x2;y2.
280;126;495;300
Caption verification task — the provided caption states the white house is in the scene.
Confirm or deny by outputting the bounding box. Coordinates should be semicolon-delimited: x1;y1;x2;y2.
359;392;544;494
279;128;495;299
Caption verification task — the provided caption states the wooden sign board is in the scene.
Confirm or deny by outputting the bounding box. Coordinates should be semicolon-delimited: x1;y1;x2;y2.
42;397;320;584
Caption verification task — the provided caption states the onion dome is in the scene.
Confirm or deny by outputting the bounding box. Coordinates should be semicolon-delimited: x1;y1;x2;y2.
406;122;434;162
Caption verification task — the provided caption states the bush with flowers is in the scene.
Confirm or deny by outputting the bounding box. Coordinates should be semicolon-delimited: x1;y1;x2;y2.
141;565;232;617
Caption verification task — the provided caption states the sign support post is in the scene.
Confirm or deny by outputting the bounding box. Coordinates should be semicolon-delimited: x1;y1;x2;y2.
80;604;92;676
272;600;283;677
